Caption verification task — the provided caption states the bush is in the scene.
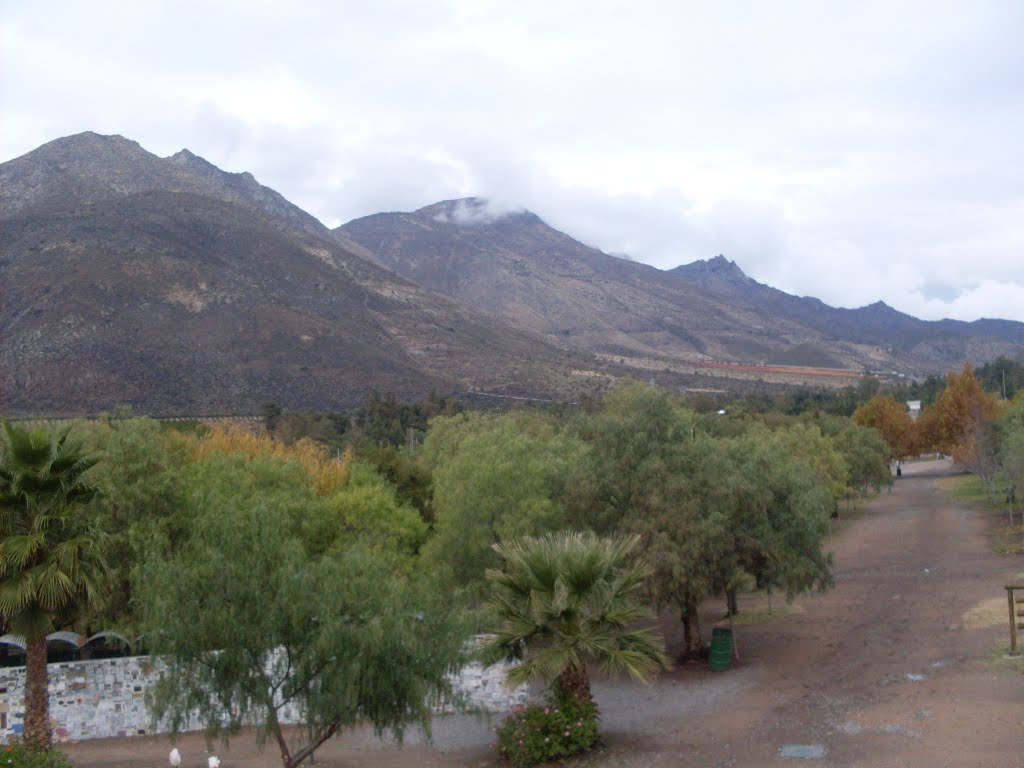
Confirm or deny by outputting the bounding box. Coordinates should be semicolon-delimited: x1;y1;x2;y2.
0;742;74;768
496;689;601;767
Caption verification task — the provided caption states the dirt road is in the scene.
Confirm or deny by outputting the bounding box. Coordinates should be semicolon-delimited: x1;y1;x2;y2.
66;459;1023;767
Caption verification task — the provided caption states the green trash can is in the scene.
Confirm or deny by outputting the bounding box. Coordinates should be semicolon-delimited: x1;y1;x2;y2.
709;627;733;671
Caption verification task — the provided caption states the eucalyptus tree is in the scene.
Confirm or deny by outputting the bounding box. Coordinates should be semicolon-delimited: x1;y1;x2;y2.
0;421;106;751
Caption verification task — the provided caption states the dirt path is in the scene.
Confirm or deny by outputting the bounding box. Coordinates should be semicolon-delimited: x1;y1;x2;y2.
66;459;1023;767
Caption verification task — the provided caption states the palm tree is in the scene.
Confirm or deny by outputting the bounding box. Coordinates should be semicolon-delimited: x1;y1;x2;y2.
483;531;668;707
0;421;105;751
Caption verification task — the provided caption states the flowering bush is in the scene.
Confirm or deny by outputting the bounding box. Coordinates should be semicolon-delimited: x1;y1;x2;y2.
0;742;74;768
496;690;601;767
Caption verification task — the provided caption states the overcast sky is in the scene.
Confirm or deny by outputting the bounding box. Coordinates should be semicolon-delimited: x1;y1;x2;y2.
3;0;1022;322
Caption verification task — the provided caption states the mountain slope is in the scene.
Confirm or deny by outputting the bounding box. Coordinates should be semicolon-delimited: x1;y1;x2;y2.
341;201;1024;375
340;199;821;364
0;135;590;416
669;255;1024;365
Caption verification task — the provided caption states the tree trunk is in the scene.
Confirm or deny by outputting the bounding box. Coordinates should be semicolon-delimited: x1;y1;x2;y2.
555;663;592;705
680;603;703;660
285;720;341;767
726;588;738;617
24;636;51;751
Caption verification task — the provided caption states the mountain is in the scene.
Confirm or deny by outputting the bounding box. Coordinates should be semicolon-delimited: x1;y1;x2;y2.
6;134;1022;418
0;135;592;416
341;200;1024;375
668;255;1024;362
340;199;820;365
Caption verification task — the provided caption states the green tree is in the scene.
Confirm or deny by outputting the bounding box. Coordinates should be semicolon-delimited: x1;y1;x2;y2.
139;500;467;768
636;437;733;657
319;461;428;555
993;395;1024;518
569;381;723;656
773;423;851;503
832;424;892;496
977;355;1024;399
729;434;834;600
569;380;693;535
358;444;435;524
422;411;586;589
0;421;106;751
483;532;668;709
1002;405;1024;517
84;417;189;630
654;432;834;643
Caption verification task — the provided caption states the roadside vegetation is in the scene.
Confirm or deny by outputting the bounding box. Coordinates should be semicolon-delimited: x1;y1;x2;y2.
2;356;1022;766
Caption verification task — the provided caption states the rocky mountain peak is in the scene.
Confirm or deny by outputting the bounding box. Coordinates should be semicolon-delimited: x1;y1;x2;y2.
38;131;147;158
2;131;326;238
668;254;754;291
168;147;215;171
168;148;257;187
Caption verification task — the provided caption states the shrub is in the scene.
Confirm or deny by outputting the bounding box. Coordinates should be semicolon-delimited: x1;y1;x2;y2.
496;689;601;768
0;742;74;768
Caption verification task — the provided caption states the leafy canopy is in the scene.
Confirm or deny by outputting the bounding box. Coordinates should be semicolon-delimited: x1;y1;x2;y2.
139;495;467;768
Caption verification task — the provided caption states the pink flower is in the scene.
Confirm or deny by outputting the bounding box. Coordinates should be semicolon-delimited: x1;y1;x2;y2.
564;730;571;736
544;707;550;714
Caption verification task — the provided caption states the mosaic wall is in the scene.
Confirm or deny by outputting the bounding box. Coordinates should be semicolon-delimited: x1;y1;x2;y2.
0;650;528;743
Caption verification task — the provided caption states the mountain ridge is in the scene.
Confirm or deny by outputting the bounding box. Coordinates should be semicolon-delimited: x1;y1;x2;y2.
4;134;1023;417
0;135;595;416
341;198;1024;373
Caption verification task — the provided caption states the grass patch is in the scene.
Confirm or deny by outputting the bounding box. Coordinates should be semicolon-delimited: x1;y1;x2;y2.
940;473;995;503
727;603;803;627
961;597;1010;630
991;524;1024;554
983;640;1024;674
942;474;1024;553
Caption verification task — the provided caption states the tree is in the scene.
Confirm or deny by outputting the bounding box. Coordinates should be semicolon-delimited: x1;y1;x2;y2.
977;355;1024;399
482;532;668;709
771;423;850;504
139;499;467;768
832;424;892;496
421;411;586;589
995;395;1024;519
616;433;730;656
84;417;189;630
0;421;106;751
260;402;283;432
729;434;834;600
569;381;727;657
358;444;435;524
853;394;915;460
932;364;1002;458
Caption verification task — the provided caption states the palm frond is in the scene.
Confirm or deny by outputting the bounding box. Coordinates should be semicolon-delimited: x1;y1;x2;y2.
486;531;667;694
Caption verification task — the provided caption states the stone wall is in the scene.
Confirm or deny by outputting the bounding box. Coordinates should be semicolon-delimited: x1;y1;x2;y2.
0;651;528;743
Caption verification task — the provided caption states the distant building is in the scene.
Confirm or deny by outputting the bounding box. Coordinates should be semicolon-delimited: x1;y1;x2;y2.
906;400;922;420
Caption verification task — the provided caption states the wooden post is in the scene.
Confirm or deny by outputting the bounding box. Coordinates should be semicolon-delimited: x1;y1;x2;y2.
1007;585;1024;655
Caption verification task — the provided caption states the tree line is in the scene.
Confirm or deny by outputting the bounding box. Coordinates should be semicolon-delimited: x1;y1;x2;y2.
854;363;1024;511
